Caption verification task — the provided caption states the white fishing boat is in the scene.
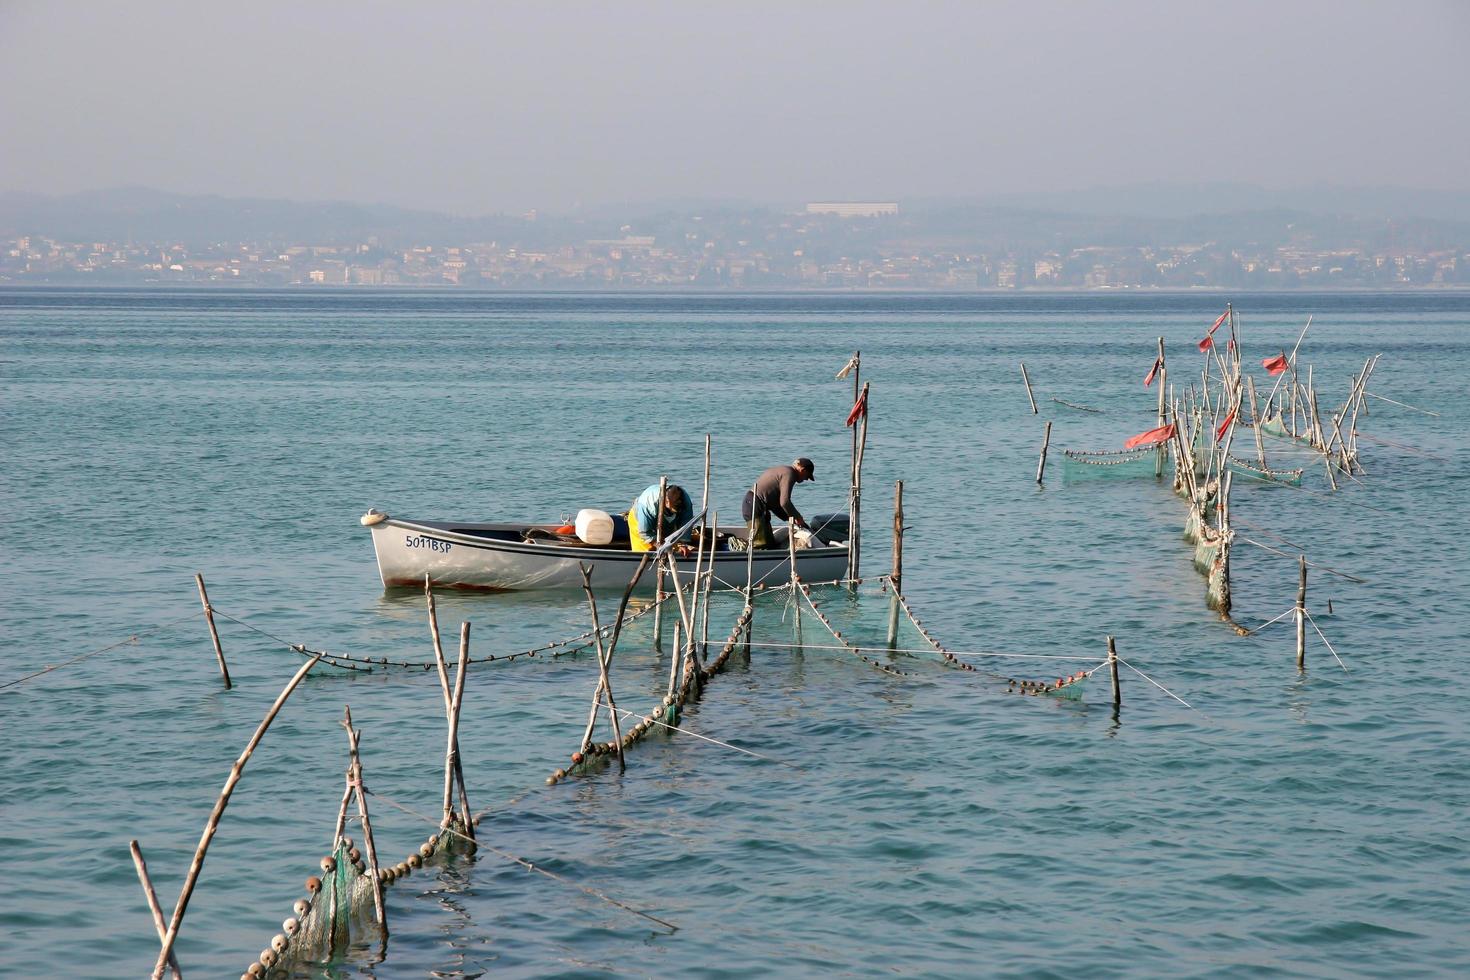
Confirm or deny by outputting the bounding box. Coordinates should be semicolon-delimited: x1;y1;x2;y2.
361;509;851;592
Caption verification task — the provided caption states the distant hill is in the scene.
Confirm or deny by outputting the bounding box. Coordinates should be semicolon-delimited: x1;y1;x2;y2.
0;187;606;248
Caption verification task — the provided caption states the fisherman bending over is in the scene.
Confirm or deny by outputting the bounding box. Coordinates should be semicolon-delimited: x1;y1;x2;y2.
742;457;815;549
628;483;694;554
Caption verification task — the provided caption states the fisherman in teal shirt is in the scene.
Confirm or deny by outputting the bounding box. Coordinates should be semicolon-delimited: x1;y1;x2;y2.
627;483;694;553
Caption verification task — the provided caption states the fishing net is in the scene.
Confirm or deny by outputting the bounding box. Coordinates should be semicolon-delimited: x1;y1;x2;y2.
1260;416;1314;445
1061;448;1162;484
1226;455;1303;486
243;819;467;977
1004;673;1089;700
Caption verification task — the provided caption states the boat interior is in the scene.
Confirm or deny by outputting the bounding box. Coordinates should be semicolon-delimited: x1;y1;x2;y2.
415;513;851;552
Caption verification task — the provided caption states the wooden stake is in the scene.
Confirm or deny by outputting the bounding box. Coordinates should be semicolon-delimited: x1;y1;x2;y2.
744;485;757;654
1108;635;1121;707
1247;375;1268;469
886;480;904;648
848;351;861;571
1155;337;1167;477
667;620;682;699
152;654;321;978
701;434;711;512
193;573;231;689
1035;420;1052;485
700;511;714;658
129;841;182;980
442;623;469;824
652;475;668;651
850;383;870;582
342;706;388;934
578;564;625;772
424;576;472;838
1296;555;1307;671
1020;361;1038;414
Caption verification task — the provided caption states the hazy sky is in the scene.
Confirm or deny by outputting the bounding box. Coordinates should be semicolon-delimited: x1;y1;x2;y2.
2;1;1467;214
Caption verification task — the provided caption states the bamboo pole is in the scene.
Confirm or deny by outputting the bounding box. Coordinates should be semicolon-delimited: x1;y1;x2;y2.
652;475;668;651
1346;356;1378;462
701;434;711;511
424;577;472;837
850;352;861;503
1310;389;1328;458
578;564;625;772
603;552;653;665
129;841;182;980
788;527;806;649
846;352;861;584
1108;635;1121;707
1247;375;1267;469
667;620;682;699
700;510;714;658
1296;555;1307;671
744;485;757;654
1035;420;1052;485
1019;362;1038;414
886;481;904;648
1156;337;1168;476
442;623;469;824
152;654;321;978
851;382;870;582
193;573;231;689
342;706;388;934
1311;364;1323;449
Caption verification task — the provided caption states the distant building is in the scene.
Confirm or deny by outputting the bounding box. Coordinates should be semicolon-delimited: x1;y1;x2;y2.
805;202;898;217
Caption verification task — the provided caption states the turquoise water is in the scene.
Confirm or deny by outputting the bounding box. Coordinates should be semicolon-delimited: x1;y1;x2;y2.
2;288;1467;978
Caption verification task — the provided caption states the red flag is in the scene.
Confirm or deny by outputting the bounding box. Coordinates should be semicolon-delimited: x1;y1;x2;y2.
1215;409;1236;442
1208;309;1228;336
1198;335;1214;353
1262;353;1289;376
1124;422;1176;450
1227;338;1236;353
845;386;868;427
1144;356;1162;387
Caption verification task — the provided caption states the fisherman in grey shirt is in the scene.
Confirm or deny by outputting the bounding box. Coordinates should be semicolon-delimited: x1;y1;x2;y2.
741;457;816;549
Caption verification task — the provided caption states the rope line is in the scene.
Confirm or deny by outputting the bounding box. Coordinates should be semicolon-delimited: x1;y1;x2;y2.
1351;429;1446;460
608;705;803;770
210;601;662;673
1245;606;1296;633
1235;538;1369;585
0;612;196;691
1304;611;1350;673
1117;658;1199;714
1362;391;1440;417
365;789;678;932
742;641;1099;663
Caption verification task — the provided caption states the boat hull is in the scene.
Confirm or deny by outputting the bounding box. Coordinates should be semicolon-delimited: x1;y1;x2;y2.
367;516;849;592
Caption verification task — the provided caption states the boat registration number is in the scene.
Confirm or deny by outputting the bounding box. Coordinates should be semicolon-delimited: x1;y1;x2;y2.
405;535;452;553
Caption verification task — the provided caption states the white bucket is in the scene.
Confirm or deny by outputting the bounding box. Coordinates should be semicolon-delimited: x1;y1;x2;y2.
574;508;615;546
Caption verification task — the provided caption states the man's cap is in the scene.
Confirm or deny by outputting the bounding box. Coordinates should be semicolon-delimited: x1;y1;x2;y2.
794;457;815;481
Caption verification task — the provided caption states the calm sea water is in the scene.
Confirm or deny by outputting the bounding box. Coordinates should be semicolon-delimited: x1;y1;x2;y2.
2;288;1468;978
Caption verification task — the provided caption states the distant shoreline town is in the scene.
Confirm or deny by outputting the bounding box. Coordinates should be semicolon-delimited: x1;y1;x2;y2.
5;199;1470;290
